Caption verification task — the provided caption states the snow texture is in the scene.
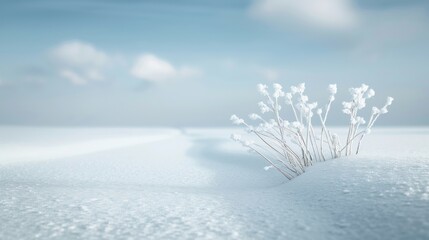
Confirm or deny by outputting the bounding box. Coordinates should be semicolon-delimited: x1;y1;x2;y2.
0;127;428;239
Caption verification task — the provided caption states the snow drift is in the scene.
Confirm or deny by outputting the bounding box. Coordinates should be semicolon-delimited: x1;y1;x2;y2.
0;127;428;239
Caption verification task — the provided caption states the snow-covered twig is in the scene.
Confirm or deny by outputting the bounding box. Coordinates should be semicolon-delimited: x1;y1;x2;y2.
231;83;393;179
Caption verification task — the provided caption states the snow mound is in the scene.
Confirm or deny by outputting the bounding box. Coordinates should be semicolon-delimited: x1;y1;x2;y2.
0;127;428;239
0;127;180;165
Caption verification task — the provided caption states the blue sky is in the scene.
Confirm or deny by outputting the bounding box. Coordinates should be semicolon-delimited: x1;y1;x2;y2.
0;0;428;126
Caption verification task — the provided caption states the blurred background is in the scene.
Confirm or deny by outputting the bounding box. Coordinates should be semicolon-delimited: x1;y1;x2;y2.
0;0;428;127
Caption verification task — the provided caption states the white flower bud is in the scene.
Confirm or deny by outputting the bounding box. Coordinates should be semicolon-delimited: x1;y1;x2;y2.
342;101;352;109
297;83;305;93
249;113;260;120
273;88;284;98
357;98;366;109
328;84;337;95
308;102;318;110
316;108;323;115
360;84;369;92
257;84;269;96
258;101;271;114
367;89;375;98
290;86;299;94
273;83;284;98
231;134;241;141
283;120;290;127
292;121;302;129
230;114;244;125
386;97;394;106
273;83;282;91
343;109;351;115
356;116;366;125
264;166;273;171
302;106;310;115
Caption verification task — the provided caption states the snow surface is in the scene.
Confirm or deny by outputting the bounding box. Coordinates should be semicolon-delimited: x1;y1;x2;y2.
0;126;428;239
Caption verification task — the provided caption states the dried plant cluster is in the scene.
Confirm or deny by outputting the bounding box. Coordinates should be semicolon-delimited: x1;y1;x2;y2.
231;83;393;179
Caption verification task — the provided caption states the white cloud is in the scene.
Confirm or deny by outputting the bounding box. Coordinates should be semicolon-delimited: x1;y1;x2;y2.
131;54;176;81
257;67;280;81
51;41;109;85
59;69;87;85
131;54;200;82
249;0;358;32
52;41;108;67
